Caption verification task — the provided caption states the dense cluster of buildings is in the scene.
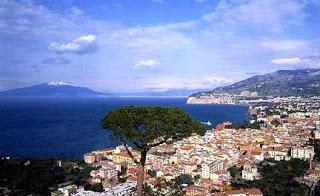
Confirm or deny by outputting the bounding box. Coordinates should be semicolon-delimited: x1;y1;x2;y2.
52;96;320;196
187;91;259;105
187;94;239;105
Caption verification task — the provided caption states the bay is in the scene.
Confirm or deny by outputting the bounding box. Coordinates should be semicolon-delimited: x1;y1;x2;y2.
0;97;249;158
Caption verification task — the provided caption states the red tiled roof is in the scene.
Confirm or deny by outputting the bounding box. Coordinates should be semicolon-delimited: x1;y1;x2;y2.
245;188;263;195
226;189;246;195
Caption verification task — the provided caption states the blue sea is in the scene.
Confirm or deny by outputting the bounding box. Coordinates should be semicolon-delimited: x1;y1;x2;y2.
0;97;249;158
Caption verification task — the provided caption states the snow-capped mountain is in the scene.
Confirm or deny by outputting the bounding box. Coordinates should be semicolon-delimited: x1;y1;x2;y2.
47;81;73;86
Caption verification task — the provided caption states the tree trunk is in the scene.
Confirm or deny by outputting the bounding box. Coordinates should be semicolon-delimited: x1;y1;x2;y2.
136;150;147;196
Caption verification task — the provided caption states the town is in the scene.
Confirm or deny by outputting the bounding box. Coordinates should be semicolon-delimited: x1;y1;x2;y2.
50;96;320;196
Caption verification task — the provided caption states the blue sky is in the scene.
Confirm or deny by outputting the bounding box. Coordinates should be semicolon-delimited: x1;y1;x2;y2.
1;0;320;93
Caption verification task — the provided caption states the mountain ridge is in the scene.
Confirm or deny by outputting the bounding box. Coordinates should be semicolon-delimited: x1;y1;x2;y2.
190;68;320;98
0;81;109;97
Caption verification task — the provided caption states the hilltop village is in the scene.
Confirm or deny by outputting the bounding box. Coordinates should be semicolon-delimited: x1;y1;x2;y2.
51;96;320;196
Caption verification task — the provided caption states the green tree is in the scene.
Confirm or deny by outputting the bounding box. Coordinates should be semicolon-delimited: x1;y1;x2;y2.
228;165;242;178
86;183;103;192
194;174;201;181
0;158;92;195
231;159;309;196
147;169;157;178
175;174;193;185
101;106;205;196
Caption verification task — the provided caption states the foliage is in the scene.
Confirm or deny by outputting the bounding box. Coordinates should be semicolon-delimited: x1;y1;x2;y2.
144;179;184;196
307;139;320;161
118;176;127;183
271;119;281;127
223;184;232;191
151;151;176;156
0;158;90;195
147;169;157;178
118;165;127;177
227;165;242;178
101;106;205;155
101;106;205;196
143;184;158;196
194;174;201;181
175;174;193;186
231;159;309;196
232;121;260;129
314;181;320;195
85;183;104;192
82;165;93;178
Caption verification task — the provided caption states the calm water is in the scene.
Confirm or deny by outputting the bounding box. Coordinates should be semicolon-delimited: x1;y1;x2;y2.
0;97;249;158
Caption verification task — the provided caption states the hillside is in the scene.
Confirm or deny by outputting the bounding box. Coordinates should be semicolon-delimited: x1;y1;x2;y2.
190;68;320;98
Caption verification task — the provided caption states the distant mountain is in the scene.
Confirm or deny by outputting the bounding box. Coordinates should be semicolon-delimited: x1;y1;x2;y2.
0;81;109;97
190;68;320;97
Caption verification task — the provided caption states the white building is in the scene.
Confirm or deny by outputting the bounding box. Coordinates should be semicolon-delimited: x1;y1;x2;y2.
98;166;118;179
184;163;197;174
57;185;77;196
201;160;224;179
73;182;136;196
242;164;259;181
314;130;320;140
267;147;290;161
291;146;315;160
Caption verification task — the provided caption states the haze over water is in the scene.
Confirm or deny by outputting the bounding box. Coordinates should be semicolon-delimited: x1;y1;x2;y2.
0;97;249;158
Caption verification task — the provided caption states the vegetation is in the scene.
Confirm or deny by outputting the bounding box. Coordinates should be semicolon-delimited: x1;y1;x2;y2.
85;183;104;192
151;151;175;156
175;174;193;186
231;159;309;196
143;175;193;196
0;158;90;195
227;165;242;179
147;169;157;178
144;181;184;196
307;139;320;195
101;106;205;196
271;119;281;127
191;68;320;97
194;174;201;181
231;120;261;129
307;139;320;161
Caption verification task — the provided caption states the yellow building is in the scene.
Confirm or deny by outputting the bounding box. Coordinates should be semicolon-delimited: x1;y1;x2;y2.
112;152;139;164
315;131;320;140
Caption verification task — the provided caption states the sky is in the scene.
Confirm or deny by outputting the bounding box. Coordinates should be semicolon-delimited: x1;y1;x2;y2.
1;0;320;93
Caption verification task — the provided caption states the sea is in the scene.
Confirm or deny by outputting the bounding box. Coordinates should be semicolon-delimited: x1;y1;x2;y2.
0;97;249;158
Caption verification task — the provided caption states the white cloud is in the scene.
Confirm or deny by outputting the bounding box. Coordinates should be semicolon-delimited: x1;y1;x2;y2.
49;34;97;55
132;59;160;69
271;57;302;65
271;54;320;67
202;0;308;32
261;40;307;51
105;24;195;57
